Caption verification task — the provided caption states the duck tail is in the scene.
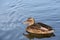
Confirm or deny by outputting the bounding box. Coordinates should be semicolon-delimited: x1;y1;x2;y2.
48;30;54;33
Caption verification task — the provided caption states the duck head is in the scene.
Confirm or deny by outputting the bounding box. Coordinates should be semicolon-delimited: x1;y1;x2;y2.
23;17;35;26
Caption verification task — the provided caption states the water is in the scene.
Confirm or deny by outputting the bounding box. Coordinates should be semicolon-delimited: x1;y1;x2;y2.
0;0;60;40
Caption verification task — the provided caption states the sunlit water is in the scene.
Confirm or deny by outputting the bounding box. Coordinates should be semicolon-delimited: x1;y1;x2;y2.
0;0;60;40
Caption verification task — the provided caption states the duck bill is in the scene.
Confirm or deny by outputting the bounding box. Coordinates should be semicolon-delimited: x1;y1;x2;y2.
23;21;28;24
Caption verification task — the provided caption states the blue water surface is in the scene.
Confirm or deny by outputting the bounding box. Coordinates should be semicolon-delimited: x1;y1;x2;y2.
0;0;60;40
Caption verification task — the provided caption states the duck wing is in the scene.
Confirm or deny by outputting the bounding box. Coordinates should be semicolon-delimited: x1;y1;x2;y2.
37;22;53;30
28;24;47;32
28;24;41;30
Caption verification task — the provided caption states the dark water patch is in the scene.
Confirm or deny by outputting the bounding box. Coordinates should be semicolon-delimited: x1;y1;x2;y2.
9;4;16;8
9;11;16;16
55;0;60;3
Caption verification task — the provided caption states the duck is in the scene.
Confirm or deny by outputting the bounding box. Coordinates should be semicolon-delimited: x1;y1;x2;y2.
23;17;54;34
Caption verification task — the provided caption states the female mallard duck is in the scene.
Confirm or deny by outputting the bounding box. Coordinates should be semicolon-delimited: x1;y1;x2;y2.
23;17;54;34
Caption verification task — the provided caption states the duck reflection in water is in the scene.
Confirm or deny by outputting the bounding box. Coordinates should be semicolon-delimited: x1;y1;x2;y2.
23;33;55;40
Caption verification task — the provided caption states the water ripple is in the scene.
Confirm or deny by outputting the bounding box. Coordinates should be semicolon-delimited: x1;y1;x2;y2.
0;0;60;40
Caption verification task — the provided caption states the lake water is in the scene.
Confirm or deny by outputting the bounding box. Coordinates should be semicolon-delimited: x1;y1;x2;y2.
0;0;60;40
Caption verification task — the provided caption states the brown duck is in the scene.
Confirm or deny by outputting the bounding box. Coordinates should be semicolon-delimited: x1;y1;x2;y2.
23;17;54;34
